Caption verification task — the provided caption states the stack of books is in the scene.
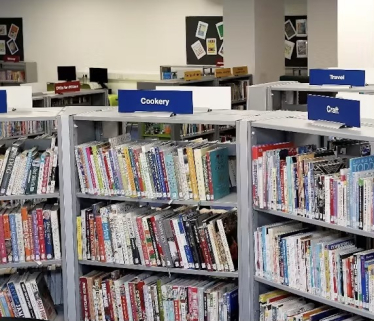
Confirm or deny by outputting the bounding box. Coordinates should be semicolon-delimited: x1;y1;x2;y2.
0;202;61;263
75;136;232;201
80;271;238;321
252;142;374;230
0;272;57;319
255;222;374;311
0;137;58;196
259;289;365;320
77;203;238;272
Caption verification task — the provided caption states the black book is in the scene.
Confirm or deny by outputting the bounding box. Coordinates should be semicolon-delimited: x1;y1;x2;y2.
147;215;161;266
20;274;36;318
182;212;201;269
26;156;40;195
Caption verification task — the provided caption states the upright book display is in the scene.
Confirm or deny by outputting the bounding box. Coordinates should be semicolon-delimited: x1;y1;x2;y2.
0;108;67;321
61;108;254;321
248;111;374;320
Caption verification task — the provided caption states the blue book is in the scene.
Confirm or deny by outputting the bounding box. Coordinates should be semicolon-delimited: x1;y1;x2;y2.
7;275;24;317
43;205;54;260
154;147;167;199
208;147;230;200
178;215;194;268
128;147;141;196
108;149;121;194
361;251;374;308
9;213;18;263
309;309;338;321
349;155;374;228
226;287;238;321
165;152;179;200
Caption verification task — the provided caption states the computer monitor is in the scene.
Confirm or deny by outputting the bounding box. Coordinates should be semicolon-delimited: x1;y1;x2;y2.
57;66;76;81
89;68;108;88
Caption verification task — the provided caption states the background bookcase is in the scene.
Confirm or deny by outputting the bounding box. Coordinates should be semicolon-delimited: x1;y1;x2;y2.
0;108;68;321
0;61;38;85
247;111;374;320
60;107;265;321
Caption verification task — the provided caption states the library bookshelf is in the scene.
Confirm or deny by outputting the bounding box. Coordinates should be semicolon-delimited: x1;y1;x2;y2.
61;107;257;321
0;108;66;321
248;111;374;320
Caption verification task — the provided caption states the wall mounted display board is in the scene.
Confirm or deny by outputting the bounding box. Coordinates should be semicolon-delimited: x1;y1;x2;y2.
186;16;223;65
284;15;307;68
0;18;24;61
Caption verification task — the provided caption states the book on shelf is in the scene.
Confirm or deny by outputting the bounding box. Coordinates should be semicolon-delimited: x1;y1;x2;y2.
259;289;365;321
0;136;58;196
0;271;57;320
221;80;249;103
0;121;50;140
181;124;214;138
77;203;238;272
80;270;238;321
255;221;374;312
75;135;233;201
251;140;374;231
0;70;25;83
0;202;61;264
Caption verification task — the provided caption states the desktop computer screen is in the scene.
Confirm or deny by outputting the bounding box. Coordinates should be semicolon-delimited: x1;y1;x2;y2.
89;68;108;84
57;66;76;81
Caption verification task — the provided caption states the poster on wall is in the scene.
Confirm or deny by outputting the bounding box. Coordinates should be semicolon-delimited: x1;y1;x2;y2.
285;15;307;68
186;16;223;65
0;18;24;61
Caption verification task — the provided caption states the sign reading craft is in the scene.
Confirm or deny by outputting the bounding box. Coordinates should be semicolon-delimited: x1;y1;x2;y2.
118;90;193;114
307;95;360;128
54;81;81;94
309;69;366;87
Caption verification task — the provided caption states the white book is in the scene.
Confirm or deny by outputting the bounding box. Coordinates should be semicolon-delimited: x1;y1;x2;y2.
324;175;331;223
51;205;61;260
15;208;25;262
37;152;46;195
132;214;145;266
14;274;31;318
13;151;27;195
75;147;86;194
90;152;100;195
25;274;41;319
177;147;190;200
109;206;122;264
0;148;10;187
47;148;56;193
97;146;110;196
207;220;222;271
172;217;188;269
6;154;21;196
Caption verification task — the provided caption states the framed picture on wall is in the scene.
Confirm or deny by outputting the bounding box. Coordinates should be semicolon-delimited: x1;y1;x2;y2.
296;40;307;58
285;19;296;40
296;19;307;37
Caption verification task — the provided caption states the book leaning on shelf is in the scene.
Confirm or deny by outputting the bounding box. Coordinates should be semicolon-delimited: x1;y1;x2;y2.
0;202;61;264
255;222;374;312
259;289;366;321
251;141;374;231
0;271;57;320
80;270;238;321
0;136;58;196
77;203;238;272
75;135;234;201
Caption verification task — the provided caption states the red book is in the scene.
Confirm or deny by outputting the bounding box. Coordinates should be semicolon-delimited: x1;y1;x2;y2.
106;279;115;321
36;205;46;260
136;281;146;321
120;284;129;321
95;215;106;262
0;211;7;263
79;278;90;321
136;216;150;266
88;213;96;260
198;228;213;272
129;282;138;321
41;154;50;194
103;152;113;192
85;146;97;193
173;285;180;321
188;285;199;321
280;160;285;212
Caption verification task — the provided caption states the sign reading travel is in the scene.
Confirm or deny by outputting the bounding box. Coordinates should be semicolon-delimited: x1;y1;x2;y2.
310;69;365;86
215;68;232;78
54;81;81;94
4;55;20;63
307;95;360;128
118;90;193;114
184;70;202;81
233;66;248;76
0;90;6;113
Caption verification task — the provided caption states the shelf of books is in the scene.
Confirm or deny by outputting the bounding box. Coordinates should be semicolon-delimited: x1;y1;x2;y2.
62;108;251;321
249;111;374;320
0;108;66;321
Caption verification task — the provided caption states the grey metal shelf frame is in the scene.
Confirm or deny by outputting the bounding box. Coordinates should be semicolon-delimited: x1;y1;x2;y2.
61;107;257;321
247;110;374;320
0;108;67;320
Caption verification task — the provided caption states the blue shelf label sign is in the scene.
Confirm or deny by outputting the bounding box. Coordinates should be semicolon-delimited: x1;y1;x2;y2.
310;69;365;86
118;89;193;114
0;90;7;113
308;95;360;128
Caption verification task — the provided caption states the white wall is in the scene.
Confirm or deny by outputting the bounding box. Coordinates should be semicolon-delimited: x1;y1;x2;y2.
285;0;307;15
0;0;222;83
307;0;337;69
337;0;374;68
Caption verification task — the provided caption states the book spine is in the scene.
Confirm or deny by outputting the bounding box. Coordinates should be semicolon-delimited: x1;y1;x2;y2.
89;212;96;261
27;212;34;260
191;221;206;269
206;153;214;200
159;150;170;199
80;277;90;321
134;149;146;197
199;227;212;271
187;147;199;201
77;216;83;260
95;214;105;262
20;282;35;319
178;215;194;269
41;153;50;194
3;213;12;263
50;207;61;260
202;155;210;201
43;208;54;259
6;154;20;196
0;215;6;263
15;211;25;262
184;219;200;269
150;216;165;267
7;281;24;318
0;146;19;195
37;207;46;260
9;214;18;262
157;218;173;268
37;152;45;195
147;217;161;266
172;218;188;268
21;207;31;262
129;148;141;197
137;216;150;266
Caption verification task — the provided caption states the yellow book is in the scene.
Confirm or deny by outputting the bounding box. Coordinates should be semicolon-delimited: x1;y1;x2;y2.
187;145;200;201
77;216;82;260
259;290;287;303
122;145;136;197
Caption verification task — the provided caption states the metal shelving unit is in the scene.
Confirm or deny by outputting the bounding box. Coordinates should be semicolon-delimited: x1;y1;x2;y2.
0;108;67;320
0;61;38;85
247;110;374;320
61;107;257;321
47;89;108;107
